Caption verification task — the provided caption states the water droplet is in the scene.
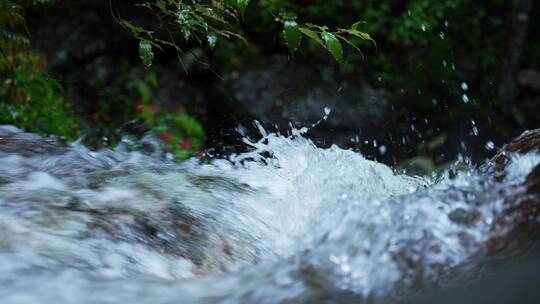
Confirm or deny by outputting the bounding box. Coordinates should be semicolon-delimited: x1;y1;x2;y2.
485;141;495;151
444;20;449;28
472;126;479;136
379;145;387;155
461;82;468;91
323;107;331;120
438;32;445;39
324;107;331;115
421;24;426;32
442;59;447;67
462;94;469;103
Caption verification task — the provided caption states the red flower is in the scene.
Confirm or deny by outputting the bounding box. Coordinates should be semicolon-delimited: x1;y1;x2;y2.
180;140;192;150
195;150;205;158
150;104;158;115
160;133;172;144
103;114;112;122
136;102;145;113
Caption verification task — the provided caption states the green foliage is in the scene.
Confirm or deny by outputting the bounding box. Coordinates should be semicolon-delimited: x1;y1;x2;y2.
281;19;374;62
88;70;205;160
0;0;79;140
320;32;342;63
135;101;205;160
282;20;301;53
298;27;323;47
120;0;374;67
0;1;28;58
119;0;247;52
139;40;154;70
244;0;510;110
0;1;206;156
155;112;205;160
0;64;80;140
226;0;250;16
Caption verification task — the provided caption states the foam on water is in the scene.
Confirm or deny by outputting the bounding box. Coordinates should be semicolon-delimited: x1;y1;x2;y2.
0;125;538;303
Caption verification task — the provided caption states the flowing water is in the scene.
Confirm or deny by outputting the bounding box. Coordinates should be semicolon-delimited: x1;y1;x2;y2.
0;124;539;303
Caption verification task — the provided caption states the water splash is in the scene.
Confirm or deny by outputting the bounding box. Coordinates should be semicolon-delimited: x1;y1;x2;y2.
0;125;538;303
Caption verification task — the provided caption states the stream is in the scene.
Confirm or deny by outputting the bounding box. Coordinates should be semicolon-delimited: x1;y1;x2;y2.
0;124;539;303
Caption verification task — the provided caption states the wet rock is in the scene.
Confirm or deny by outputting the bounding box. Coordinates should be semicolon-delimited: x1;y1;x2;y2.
448;208;481;226
476;129;540;260
121;119;149;135
484;131;540;222
487;129;540;231
384;129;540;298
0;125;66;157
490;129;540;168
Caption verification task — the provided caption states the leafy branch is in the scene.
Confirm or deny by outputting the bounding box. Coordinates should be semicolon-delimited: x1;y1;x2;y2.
119;0;375;68
118;0;249;70
281;18;376;63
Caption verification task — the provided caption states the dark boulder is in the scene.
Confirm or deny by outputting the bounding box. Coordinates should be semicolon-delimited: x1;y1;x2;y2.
222;55;391;147
490;128;540;168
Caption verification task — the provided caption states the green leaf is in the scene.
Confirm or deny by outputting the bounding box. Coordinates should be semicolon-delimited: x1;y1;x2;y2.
139;40;154;70
283;20;302;53
226;0;249;15
299;27;324;47
336;34;363;55
236;0;249;15
321;32;343;63
351;21;366;31
344;29;376;48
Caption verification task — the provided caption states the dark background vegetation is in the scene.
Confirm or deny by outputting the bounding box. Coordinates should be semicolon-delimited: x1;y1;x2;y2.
1;0;539;172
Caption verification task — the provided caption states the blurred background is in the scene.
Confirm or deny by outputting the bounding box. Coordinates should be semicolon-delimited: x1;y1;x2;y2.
1;0;539;171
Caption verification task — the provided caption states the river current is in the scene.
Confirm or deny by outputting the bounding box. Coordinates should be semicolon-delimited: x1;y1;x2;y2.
0;124;538;303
